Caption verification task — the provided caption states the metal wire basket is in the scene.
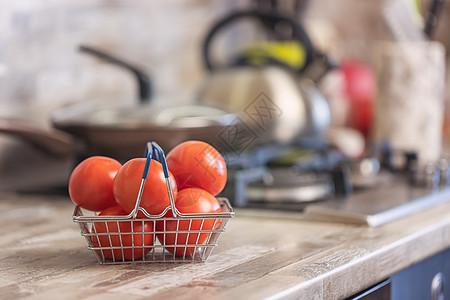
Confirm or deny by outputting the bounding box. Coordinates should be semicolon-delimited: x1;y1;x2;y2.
73;142;234;264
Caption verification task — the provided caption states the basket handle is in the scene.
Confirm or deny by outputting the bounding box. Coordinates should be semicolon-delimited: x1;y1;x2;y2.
130;142;179;219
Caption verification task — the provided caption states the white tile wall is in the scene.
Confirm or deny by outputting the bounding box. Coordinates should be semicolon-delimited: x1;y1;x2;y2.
0;0;234;124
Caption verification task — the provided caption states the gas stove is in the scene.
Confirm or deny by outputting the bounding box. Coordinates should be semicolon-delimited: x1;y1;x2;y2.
223;142;450;226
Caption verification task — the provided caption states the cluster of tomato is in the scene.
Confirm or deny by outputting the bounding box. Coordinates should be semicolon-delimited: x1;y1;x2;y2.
69;141;227;260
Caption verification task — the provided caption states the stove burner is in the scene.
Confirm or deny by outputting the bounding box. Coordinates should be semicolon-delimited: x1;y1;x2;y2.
247;170;333;203
226;145;349;208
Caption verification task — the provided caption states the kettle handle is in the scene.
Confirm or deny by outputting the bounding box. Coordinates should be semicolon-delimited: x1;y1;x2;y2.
202;10;315;74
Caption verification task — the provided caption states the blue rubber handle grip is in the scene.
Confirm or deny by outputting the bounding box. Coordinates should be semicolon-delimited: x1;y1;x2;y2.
142;142;153;180
151;142;170;178
142;142;170;179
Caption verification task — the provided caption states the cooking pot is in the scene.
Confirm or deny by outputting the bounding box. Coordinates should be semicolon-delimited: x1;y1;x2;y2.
0;46;237;161
197;9;333;147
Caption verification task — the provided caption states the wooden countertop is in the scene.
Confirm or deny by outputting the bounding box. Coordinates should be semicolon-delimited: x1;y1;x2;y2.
1;193;450;299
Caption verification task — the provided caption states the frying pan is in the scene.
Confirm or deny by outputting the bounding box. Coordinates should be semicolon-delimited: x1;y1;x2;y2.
0;45;237;161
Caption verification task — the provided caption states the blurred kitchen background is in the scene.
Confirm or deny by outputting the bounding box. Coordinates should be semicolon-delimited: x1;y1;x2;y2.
1;0;450;205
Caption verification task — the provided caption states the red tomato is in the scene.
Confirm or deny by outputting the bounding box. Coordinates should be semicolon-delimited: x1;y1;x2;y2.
69;156;122;212
91;206;154;261
156;188;222;257
114;158;177;216
166;141;227;196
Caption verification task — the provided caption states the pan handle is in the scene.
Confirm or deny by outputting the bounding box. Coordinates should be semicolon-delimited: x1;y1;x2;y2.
0;119;74;157
79;45;152;104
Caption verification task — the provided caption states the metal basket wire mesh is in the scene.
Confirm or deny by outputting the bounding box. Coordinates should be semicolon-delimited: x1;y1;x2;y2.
72;142;234;264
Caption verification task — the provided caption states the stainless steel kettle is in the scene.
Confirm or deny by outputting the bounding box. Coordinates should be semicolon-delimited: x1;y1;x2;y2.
197;10;334;147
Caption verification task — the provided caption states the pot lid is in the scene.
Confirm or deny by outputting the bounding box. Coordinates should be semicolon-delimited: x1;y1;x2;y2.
51;101;237;130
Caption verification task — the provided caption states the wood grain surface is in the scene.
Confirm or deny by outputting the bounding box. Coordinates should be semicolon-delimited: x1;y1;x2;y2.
1;193;450;299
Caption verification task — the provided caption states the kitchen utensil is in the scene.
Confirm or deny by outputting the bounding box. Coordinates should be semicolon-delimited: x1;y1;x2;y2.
73;142;234;264
51;101;237;159
371;41;445;164
0;119;74;157
383;0;427;41
383;0;446;41
424;0;446;38
198;9;332;147
78;45;152;103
